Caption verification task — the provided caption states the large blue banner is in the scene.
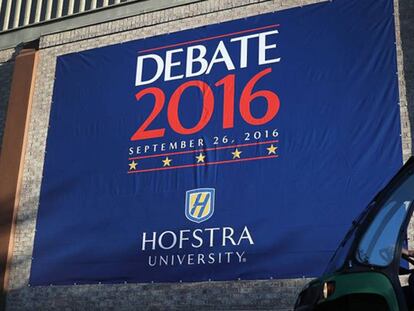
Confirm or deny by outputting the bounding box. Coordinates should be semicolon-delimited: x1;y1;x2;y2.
30;0;402;285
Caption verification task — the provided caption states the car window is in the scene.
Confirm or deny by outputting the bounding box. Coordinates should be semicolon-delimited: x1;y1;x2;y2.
356;173;414;267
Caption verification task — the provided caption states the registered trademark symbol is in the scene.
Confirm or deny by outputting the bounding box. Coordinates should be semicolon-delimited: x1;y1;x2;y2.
243;258;247;263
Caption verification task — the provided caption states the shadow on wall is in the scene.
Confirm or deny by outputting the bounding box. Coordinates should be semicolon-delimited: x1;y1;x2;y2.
399;0;414;153
0;193;37;311
0;47;20;153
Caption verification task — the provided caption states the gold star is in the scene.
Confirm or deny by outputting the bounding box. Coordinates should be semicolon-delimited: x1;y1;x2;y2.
196;153;206;163
267;144;278;155
231;148;242;159
129;160;138;170
162;156;172;167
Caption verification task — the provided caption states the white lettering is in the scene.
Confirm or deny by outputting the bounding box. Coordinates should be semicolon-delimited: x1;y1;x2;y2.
206;41;235;74
222;227;236;246
192;229;203;248
197;253;205;264
236;251;245;263
141;227;254;253
165;48;184;81
225;251;233;262
177;254;185;265
160;255;168;266
188;253;194;265
238;226;255;245
135;29;281;86
205;227;220;247
135;54;164;86
142;232;156;251
158;231;177;250
148;256;157;267
169;142;178;150
186;45;208;77
179;229;190;249
230;33;260;68
258;30;281;65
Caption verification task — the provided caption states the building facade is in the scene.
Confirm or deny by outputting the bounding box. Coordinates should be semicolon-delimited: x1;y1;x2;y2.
0;0;413;310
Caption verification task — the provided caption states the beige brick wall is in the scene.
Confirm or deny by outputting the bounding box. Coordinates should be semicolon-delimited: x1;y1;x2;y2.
3;0;412;310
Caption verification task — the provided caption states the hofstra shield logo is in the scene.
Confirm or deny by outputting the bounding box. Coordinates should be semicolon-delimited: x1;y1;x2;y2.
185;188;215;223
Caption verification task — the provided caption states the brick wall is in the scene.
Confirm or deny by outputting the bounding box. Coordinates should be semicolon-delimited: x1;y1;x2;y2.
2;0;413;310
399;0;414;160
397;0;414;287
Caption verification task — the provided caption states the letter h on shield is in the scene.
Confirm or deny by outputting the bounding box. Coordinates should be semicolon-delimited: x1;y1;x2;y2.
185;188;215;223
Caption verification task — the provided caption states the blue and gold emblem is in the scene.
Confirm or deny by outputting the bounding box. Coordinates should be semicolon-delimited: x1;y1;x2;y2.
185;188;215;223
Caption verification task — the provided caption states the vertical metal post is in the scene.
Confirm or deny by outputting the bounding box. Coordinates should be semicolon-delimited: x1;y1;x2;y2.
34;0;43;23
0;0;3;24
13;0;22;28
103;0;109;6
2;0;12;30
45;0;53;20
79;0;86;13
114;0;121;4
68;0;75;15
91;0;97;10
23;0;33;26
56;0;63;18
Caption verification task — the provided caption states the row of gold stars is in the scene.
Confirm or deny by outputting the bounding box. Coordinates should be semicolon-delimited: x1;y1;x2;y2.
129;144;277;171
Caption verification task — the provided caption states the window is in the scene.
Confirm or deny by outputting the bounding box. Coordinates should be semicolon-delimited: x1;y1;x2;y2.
356;173;414;266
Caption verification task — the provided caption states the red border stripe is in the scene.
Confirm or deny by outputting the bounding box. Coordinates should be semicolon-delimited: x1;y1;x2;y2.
128;139;279;160
138;24;280;54
128;155;278;174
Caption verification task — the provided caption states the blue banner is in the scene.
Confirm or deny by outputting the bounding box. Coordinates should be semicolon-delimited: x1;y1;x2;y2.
30;0;402;285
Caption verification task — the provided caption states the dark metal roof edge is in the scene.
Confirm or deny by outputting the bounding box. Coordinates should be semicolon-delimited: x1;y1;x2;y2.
0;0;202;51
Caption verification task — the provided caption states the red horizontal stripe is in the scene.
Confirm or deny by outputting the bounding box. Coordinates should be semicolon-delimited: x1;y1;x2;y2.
138;24;280;54
127;154;278;174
